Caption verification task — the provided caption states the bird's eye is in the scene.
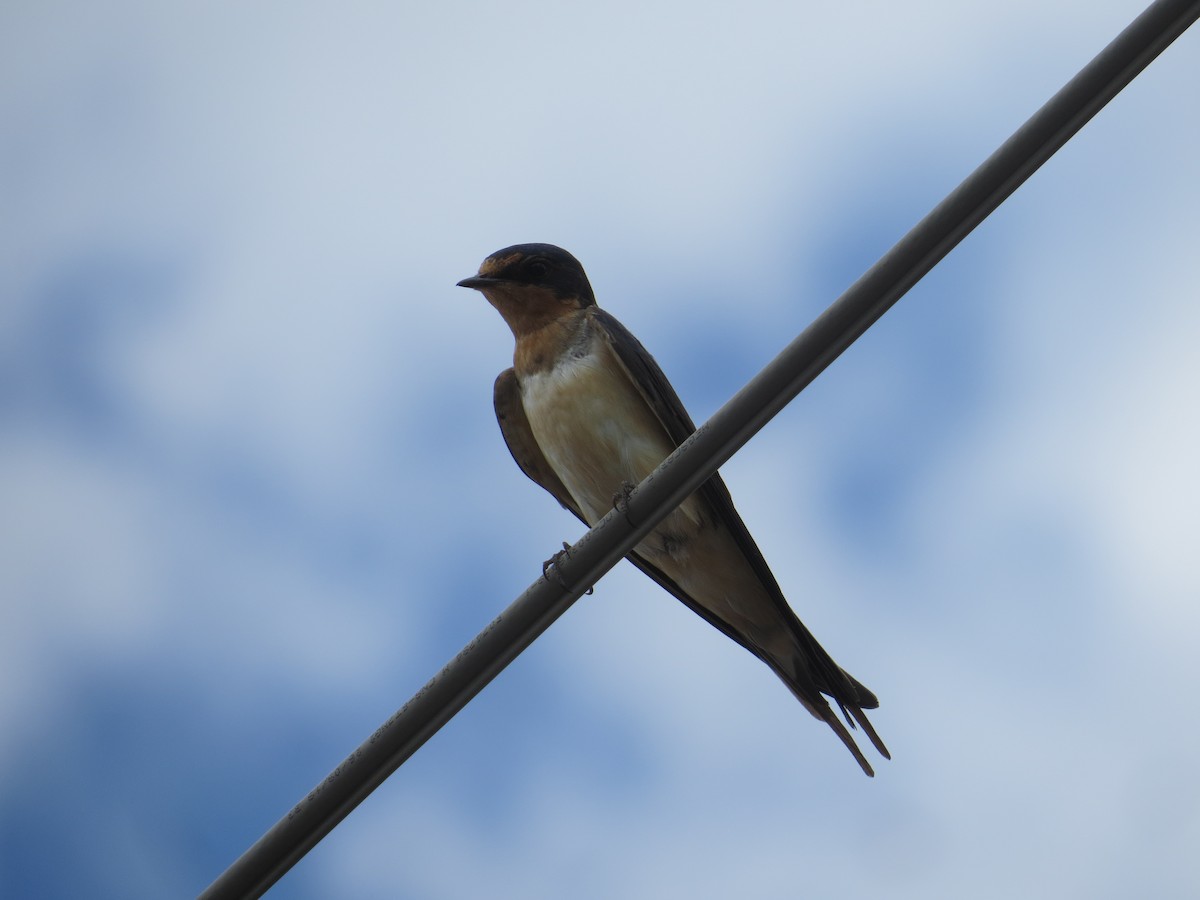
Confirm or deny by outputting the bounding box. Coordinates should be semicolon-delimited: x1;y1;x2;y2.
525;259;549;279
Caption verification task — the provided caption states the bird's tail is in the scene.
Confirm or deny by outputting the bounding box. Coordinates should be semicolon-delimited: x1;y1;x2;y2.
776;671;890;777
769;633;890;777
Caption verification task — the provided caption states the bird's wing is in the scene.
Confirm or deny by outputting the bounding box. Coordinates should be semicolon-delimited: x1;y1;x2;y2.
590;309;888;766
495;360;785;659
495;368;724;643
496;366;720;590
494;368;585;521
496;326;886;774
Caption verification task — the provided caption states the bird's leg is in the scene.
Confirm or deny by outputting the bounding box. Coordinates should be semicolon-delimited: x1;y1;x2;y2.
542;542;571;586
612;480;637;525
542;541;594;595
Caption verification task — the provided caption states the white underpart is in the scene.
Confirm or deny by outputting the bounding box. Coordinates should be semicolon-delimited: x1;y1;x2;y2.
521;343;692;530
521;339;792;656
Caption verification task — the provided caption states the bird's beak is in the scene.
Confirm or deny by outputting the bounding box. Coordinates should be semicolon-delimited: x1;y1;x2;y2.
457;276;504;290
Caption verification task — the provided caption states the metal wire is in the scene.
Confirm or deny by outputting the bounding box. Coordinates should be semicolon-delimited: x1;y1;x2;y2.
200;1;1200;896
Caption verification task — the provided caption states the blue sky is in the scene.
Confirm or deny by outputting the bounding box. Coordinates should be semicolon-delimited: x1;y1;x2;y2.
2;2;1198;898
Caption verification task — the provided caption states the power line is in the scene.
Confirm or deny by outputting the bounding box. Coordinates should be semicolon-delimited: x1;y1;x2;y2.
199;1;1200;896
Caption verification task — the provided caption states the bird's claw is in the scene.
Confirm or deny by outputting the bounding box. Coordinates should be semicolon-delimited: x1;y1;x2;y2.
612;480;636;524
542;542;571;587
542;541;594;595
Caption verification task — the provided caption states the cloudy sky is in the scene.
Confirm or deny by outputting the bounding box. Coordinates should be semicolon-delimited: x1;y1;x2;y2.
2;2;1198;898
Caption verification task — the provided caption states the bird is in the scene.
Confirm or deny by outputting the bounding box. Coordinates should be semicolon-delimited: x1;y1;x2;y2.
458;243;889;776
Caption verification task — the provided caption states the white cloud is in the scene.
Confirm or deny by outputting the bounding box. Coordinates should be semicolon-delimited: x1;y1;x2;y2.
1;1;1197;897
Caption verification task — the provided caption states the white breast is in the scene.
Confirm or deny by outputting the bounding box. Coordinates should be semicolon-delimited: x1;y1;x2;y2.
520;342;683;527
522;338;777;640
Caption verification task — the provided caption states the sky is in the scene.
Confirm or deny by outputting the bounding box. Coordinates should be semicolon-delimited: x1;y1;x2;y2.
2;1;1198;898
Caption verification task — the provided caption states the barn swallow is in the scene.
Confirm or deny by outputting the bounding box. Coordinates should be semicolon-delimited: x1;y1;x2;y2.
459;243;889;775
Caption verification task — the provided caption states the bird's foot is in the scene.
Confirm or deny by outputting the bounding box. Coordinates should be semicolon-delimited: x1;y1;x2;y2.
542;542;594;595
542;542;571;586
612;481;636;524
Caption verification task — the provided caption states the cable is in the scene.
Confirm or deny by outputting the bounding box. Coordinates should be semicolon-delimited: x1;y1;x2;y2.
199;1;1200;896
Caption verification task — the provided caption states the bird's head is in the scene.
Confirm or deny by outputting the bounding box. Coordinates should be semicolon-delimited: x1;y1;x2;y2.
458;243;595;337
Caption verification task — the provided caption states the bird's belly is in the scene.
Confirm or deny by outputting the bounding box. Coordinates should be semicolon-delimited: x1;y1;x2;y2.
523;351;787;654
521;352;704;546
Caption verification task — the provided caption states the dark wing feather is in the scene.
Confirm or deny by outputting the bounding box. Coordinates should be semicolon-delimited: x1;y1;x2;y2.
496;361;790;666
496;324;887;772
496;369;723;613
590;309;884;721
494;368;585;521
